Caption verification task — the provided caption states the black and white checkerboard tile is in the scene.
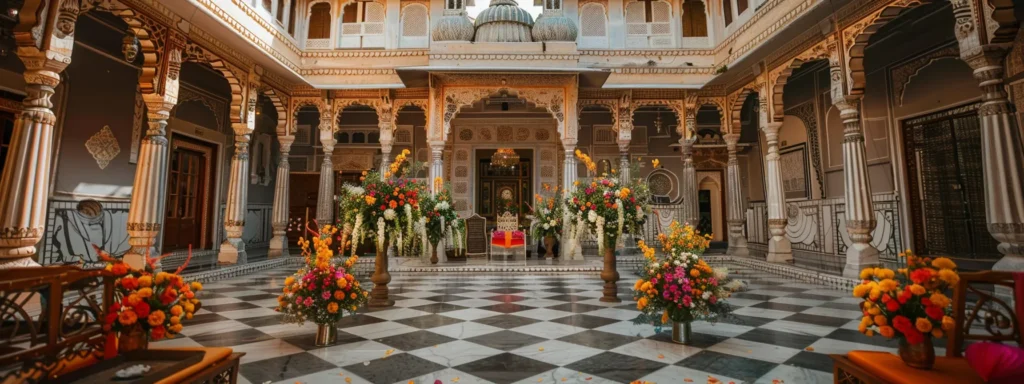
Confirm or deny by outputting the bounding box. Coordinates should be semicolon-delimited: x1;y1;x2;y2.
154;263;901;384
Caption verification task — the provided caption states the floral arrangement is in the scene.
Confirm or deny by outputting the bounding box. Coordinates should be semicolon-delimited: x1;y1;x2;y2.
276;224;368;325
563;150;650;255
338;152;427;256
632;237;732;324
657;221;712;256
418;178;461;250
530;184;564;239
101;247;203;341
852;250;958;344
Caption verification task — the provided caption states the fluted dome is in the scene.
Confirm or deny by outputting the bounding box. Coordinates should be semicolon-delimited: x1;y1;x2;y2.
532;13;578;42
432;13;475;41
474;0;534;43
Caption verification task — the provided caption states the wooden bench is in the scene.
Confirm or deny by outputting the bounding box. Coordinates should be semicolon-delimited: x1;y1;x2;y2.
832;271;1023;383
0;266;244;383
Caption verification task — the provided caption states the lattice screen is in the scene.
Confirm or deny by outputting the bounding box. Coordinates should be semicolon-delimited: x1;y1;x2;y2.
401;4;428;37
579;3;608;46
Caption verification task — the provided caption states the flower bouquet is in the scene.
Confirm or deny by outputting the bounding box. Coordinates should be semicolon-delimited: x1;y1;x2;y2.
564;150;651;302
101;247;203;353
277;224;368;346
852;250;958;369
530;184;564;259
338;151;427;307
632;223;732;344
419;178;461;264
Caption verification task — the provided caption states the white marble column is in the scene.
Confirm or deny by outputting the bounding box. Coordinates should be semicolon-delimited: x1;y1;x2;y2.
831;95;879;277
428;140;444;193
561;138;578;193
218;129;252;265
268;135;294;258
379;121;394;175
679;137;699;226
762;122;793;262
0;59;67;268
723;133;749;256
317;128;336;225
617;130;631;181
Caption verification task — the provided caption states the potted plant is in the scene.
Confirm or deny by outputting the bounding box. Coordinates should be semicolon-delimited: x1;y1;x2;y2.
419;178;460;264
632;222;731;344
530;184;563;259
276;224;369;346
101;247;203;353
564;151;651;302
852;250;958;369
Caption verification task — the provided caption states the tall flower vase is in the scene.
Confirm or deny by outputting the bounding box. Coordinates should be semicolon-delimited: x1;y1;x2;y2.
430;242;440;265
543;236;556;259
315;322;337;347
119;324;148;353
600;246;621;302
672;321;692;345
898;337;935;369
370;240;394;307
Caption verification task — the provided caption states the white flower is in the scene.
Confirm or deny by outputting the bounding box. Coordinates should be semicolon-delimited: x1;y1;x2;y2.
436;201;450;211
343;185;365;196
543;224;550;230
384;208;396;220
702;291;711;300
549;219;556;226
673;260;681;266
587;210;598;223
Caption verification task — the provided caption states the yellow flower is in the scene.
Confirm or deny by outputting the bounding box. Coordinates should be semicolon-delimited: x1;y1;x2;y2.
138;275;153;288
284;277;295;286
170;305;183;316
852;284;871;298
915;318;933;333
878;279;898;292
148;310;166;327
874;268;895;280
938;269;959;285
859;268;874;280
941;316;955;331
155;272;170;285
929;292;951;308
908;284;926;296
169;324;184;333
327;302;339;314
932;257;957;270
169;316;180;325
661;311;669;324
365;196;377;205
868;288;881;301
652;159;660;168
137;287;153;298
190;281;203;291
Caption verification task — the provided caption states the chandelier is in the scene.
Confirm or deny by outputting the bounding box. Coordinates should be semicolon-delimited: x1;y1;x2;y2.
491;148;520;168
653;110;664;134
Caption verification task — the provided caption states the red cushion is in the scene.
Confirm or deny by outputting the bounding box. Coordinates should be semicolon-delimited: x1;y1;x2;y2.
966;342;1024;383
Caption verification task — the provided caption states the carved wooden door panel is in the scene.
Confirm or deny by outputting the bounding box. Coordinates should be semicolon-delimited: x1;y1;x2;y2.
163;139;213;251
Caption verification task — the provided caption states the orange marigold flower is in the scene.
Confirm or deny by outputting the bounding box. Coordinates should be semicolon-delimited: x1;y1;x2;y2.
118;310;138;326
148;310;166;327
915;317;933;333
327;302;339;314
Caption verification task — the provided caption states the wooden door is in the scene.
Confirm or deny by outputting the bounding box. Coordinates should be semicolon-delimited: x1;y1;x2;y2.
163;138;215;251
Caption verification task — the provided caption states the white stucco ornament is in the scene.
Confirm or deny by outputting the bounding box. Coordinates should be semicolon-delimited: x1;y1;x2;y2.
474;0;534;42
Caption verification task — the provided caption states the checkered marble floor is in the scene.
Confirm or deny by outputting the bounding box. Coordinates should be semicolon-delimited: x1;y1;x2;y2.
154;262;901;384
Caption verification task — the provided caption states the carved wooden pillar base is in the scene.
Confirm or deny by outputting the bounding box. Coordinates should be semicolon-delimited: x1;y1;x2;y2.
600;246;621;303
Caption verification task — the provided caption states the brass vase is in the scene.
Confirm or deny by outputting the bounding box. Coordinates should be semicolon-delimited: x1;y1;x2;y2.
600;246;620;302
119;325;149;353
430;242;440;265
315;322;337;347
369;240;394;307
543;236;556;259
898;337;935;369
672;321;692;345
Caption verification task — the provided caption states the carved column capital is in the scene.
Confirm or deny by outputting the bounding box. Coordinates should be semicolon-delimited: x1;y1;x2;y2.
278;134;295;154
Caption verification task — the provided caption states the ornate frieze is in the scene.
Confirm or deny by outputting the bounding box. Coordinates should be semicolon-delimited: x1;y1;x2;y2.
890;44;960;106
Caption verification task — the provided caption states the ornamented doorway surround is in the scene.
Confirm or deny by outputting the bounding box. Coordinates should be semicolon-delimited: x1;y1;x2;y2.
427;73;580;218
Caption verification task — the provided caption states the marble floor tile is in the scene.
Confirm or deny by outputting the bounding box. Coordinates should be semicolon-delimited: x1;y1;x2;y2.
342;352;448;384
801;306;863;319
782;350;837;373
391;367;491;384
428;321;504;340
508;339;604;366
510;320;585;340
472;314;540;329
231;338;306;364
563;351;667;383
375;330;457;351
395;314;466;329
308;339;396;367
189;328;274;347
689;321;756;338
557;330;641;350
640;364;743;384
240;352;336;384
706;337;802;364
584;308;641;321
444;308;510;321
512;367;620;384
393;298;437;308
548;314;621;329
454;352;558;384
592;320;661;338
732;306;799;320
647;330;730;349
610;338;703;364
754;363;833;384
514;308;577;321
759;319;838;337
407;339;504;367
464;330;547;351
365;307;432;321
218;306;281;320
343;320;419;340
676;350;778;383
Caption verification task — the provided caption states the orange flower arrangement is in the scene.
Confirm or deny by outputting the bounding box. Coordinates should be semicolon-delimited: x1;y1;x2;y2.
852;250;958;345
101;246;203;341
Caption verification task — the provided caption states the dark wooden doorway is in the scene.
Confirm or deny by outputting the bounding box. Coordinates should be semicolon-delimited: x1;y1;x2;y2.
287;173;322;245
163;135;217;251
903;103;999;263
476;149;532;224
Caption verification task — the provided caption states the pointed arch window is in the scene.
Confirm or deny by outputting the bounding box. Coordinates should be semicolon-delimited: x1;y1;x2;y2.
339;1;386;48
579;3;608;49
625;0;673;48
400;3;429;48
307;2;332;48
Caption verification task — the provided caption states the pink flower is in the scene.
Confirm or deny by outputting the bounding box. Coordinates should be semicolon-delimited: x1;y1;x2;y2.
710;296;718;304
682;296;692;307
295;296;303;305
322;291;331;300
303;297;314;306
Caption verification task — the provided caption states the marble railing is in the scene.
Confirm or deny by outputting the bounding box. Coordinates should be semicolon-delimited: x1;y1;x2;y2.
745;192;905;274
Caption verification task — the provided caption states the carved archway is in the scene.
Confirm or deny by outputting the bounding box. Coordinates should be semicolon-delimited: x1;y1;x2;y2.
291;97;330;131
181;42;248;126
440;87;566;140
842;0;935;94
768;40;831;120
695;97;727;134
258;86;289;135
728;86;758;133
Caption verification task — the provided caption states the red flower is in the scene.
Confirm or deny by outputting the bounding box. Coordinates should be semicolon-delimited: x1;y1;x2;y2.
925;305;944;320
881;294;891;303
885;299;901;312
903;328;925;344
134;301;151;318
893;315;912;333
921;298;932;307
910;269;933;284
897;291;912;304
121;276;139;290
105;313;118;326
150;325;166;341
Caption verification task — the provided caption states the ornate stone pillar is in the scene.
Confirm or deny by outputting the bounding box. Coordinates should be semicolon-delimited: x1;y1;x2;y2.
317;128;336;225
561;138;578;193
0;58;69;267
428;140;444;193
268;135;294;258
218;129;252;264
617;124;631;181
723;133;749;256
379;121;394;175
952;2;1024;272
762;122;792;262
679;137;699;226
831;95;879;277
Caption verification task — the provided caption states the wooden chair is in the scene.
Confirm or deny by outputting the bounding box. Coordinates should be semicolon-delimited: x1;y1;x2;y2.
831;271;1023;383
464;214;488;260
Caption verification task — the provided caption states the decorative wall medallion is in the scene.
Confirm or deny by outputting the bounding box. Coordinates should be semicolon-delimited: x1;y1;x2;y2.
459;128;473;141
455;166;468;178
85;126;121;170
455;182;468;194
454;200;468;211
541;166;554;178
535;129;550;141
541;150;554;162
455;149;469;161
516;127;530;141
649;172;672;196
497;126;513;141
479;127;493;141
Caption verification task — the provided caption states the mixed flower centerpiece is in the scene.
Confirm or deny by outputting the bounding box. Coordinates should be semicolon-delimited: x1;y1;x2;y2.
564;151;651;302
101;247;203;352
530;184;564;259
852;250;958;369
276;224;368;346
632;222;730;344
419;177;463;264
